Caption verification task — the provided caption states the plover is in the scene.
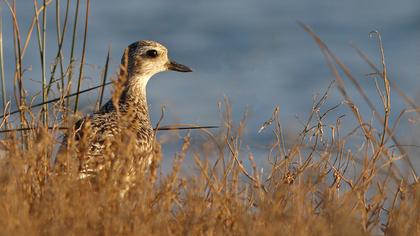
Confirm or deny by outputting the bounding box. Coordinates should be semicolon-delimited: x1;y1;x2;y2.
61;40;192;178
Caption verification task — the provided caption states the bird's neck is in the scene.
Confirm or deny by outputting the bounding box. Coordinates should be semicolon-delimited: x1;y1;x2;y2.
99;74;153;120
115;74;152;123
122;74;150;105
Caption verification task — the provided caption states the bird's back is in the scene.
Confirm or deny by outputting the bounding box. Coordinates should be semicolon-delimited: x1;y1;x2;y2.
58;96;155;179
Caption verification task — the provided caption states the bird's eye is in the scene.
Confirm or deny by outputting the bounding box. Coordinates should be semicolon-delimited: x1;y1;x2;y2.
146;49;158;58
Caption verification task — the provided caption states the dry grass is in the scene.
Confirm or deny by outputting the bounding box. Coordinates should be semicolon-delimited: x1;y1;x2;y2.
1;91;420;235
0;1;419;235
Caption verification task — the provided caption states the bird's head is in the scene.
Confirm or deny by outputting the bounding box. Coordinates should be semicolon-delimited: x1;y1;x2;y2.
122;40;192;80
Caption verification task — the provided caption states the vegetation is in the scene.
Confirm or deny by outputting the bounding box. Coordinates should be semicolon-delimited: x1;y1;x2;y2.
0;1;419;235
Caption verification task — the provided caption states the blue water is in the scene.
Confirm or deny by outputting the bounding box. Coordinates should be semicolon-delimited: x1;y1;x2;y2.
1;0;420;169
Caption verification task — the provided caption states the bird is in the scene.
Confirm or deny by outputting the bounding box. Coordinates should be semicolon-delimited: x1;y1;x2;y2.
59;40;192;181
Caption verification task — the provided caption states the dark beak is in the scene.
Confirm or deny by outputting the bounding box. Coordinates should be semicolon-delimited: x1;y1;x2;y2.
167;60;192;72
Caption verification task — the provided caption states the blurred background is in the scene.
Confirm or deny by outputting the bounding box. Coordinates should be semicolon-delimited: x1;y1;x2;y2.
1;0;420;167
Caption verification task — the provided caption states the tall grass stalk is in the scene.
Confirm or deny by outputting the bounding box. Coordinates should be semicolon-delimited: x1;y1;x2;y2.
66;0;80;109
5;1;28;134
73;0;89;113
54;0;63;91
20;3;46;58
0;6;6;114
33;0;48;125
47;0;70;97
41;0;48;125
96;45;110;110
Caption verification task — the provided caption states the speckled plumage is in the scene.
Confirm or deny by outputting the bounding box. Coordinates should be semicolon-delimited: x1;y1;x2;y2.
61;40;192;179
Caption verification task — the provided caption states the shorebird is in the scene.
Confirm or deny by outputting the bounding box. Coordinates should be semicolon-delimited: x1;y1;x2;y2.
60;40;192;179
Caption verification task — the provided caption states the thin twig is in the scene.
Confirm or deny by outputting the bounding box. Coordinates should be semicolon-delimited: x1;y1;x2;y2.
369;31;390;149
0;81;112;119
352;44;420;115
0;125;219;133
299;21;417;178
